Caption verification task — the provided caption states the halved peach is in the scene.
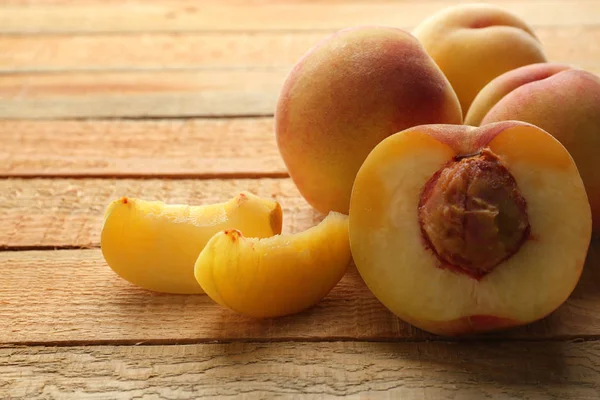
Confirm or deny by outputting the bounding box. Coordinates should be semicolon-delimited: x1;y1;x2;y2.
101;192;282;294
349;121;591;336
194;212;350;318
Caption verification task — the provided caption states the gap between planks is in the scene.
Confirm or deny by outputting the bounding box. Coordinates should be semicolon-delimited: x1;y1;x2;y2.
0;178;318;248
0;118;287;178
0;68;291;119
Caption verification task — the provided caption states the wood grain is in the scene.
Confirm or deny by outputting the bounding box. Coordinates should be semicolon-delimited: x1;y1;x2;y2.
1;27;599;72
1;242;599;344
0;118;286;178
2;341;600;399
0;69;289;119
1;1;599;34
0;32;323;72
0;250;412;344
3;64;600;119
0;178;316;248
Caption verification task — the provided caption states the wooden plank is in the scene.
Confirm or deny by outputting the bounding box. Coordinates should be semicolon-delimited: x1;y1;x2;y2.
1;1;599;34
1;27;598;73
0;250;411;343
0;178;316;248
0;118;286;178
0;32;323;72
0;69;288;119
2;341;600;399
0;242;599;344
3;63;600;119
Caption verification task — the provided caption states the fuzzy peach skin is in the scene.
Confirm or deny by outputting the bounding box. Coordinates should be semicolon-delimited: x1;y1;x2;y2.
349;121;591;336
469;63;600;232
413;3;546;116
465;63;572;126
275;26;462;215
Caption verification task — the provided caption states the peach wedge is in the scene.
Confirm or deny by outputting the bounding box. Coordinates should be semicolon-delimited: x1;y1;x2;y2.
101;192;283;294
349;121;592;336
194;212;351;318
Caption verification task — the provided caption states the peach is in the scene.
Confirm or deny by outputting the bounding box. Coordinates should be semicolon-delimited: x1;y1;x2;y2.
413;3;547;116
101;192;282;294
349;121;591;336
194;212;350;318
275;26;462;215
467;63;600;231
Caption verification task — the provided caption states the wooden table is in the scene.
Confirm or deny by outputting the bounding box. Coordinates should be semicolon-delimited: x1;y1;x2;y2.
1;1;600;398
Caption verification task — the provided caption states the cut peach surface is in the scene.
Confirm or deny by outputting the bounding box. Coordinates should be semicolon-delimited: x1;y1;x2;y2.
101;192;282;294
349;121;591;336
194;212;351;318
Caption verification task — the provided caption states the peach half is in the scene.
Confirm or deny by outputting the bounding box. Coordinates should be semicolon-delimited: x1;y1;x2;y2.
466;63;600;232
349;121;591;336
101;192;282;294
194;212;350;318
413;3;546;115
275;26;462;215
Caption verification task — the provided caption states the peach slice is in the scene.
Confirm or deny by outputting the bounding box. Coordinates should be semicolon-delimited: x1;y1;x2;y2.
101;192;282;294
194;212;350;318
349;121;591;336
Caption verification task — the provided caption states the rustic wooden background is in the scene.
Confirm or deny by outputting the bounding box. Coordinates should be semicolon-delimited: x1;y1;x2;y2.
1;0;600;398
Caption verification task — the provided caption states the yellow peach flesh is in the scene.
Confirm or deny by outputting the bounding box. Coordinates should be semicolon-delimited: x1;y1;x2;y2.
349;123;591;335
101;192;283;294
194;212;351;318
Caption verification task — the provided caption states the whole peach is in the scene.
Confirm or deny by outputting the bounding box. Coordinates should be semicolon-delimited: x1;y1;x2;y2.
413;3;547;116
275;26;462;214
470;63;600;231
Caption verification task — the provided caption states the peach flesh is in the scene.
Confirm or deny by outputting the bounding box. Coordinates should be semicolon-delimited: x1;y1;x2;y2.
349;121;592;336
419;149;530;279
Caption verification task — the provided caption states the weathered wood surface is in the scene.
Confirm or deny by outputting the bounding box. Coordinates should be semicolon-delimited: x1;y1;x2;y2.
1;242;599;344
2;1;600;34
2;0;600;397
0;27;598;72
2;341;599;399
0;69;289;119
0;118;286;178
